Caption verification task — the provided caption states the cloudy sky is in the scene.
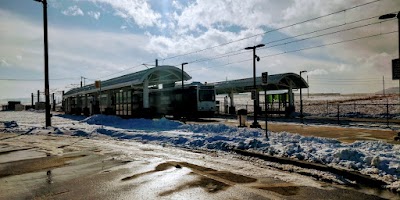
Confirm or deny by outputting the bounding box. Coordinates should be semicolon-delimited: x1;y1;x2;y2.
0;0;400;100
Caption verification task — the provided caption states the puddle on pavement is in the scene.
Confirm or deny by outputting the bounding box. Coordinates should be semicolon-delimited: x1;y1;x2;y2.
0;154;86;178
121;161;400;199
122;161;257;196
207;171;257;183
159;176;229;196
255;185;301;196
0;148;46;163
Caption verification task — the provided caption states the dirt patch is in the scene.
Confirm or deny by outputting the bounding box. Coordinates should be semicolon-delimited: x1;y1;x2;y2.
0;147;34;155
255;185;300;196
0;154;86;178
155;162;176;171
159;176;229;196
208;171;257;183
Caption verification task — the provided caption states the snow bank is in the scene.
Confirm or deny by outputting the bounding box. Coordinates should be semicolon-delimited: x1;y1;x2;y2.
81;115;182;131
1;112;399;191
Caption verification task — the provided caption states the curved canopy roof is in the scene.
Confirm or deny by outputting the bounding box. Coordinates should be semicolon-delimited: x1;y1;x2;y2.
212;73;309;94
64;65;191;97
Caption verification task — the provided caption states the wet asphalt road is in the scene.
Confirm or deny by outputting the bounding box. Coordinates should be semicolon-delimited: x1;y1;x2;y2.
0;133;396;200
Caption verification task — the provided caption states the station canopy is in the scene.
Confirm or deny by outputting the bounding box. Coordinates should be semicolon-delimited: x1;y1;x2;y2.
212;73;309;94
64;65;191;97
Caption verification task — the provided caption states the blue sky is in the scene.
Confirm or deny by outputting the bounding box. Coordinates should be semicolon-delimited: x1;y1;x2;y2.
0;0;400;100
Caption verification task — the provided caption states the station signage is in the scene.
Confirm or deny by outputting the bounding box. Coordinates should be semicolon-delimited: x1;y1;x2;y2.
95;80;101;88
262;72;268;84
251;90;257;100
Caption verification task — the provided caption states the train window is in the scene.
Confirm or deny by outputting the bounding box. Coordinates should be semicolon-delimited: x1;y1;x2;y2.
199;90;215;101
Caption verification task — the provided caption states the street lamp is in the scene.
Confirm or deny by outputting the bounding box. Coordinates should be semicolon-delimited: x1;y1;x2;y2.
245;44;265;128
181;62;188;119
300;70;307;123
379;11;400;107
34;0;51;127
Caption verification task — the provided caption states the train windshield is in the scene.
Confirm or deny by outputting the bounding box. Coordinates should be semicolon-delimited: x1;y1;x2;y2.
199;90;215;101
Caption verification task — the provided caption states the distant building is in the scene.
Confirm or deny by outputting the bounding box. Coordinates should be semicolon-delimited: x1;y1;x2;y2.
7;101;21;110
14;104;24;111
35;102;46;110
1;101;24;111
1;105;7;111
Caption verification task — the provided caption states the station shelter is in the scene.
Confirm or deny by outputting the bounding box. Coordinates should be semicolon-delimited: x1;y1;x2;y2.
212;73;309;116
63;65;191;116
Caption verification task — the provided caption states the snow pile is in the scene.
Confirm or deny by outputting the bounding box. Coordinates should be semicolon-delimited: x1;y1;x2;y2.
1;111;400;191
81;115;182;131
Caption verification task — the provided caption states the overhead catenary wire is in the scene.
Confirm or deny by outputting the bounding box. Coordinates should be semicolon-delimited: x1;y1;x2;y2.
182;17;396;66
95;0;385;79
187;30;398;73
159;0;384;61
0;77;81;81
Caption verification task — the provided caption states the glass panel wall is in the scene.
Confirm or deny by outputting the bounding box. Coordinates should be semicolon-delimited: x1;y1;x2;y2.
115;89;132;116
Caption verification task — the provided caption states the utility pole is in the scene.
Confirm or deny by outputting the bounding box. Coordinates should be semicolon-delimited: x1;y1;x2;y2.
81;76;87;88
307;75;309;98
181;62;188;120
300;70;307;123
379;11;400;111
245;44;265;128
383;76;385;96
34;0;51;126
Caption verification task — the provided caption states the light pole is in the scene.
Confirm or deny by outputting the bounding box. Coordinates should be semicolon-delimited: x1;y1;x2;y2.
245;44;265;128
300;70;307;123
379;12;400;110
181;62;188;119
34;0;51;127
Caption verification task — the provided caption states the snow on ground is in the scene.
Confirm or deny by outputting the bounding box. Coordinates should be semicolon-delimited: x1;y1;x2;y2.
1;111;400;191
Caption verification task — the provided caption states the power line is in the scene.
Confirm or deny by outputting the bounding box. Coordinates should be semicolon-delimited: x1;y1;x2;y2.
309;78;382;81
160;0;383;61
188;31;398;73
0;78;80;81
183;17;396;66
97;63;146;79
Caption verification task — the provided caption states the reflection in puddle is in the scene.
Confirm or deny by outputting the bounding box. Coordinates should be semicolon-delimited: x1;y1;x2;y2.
46;170;52;184
254;185;300;196
122;161;257;197
159;176;229;196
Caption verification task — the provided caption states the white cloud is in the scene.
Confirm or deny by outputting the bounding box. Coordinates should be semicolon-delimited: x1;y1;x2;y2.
62;5;84;16
0;59;10;67
147;28;264;58
176;0;274;30
171;0;183;10
88;0;161;27
3;0;400;96
331;64;351;73
0;8;154;98
308;69;328;75
87;11;101;20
